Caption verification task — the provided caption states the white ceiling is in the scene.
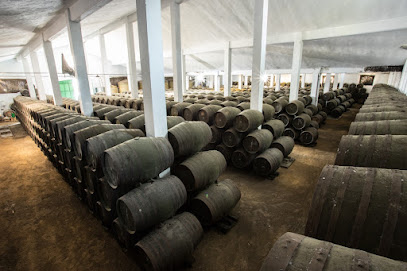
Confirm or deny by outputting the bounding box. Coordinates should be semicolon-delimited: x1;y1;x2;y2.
1;0;407;72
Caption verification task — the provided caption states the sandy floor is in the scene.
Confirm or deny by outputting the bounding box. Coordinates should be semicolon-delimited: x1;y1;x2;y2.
0;106;359;271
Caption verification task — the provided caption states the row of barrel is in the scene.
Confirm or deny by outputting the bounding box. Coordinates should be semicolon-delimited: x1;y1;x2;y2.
258;83;407;270
13;96;241;271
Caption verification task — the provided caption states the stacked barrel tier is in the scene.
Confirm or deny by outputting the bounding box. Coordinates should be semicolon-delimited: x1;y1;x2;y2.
305;165;407;261
259;232;407;271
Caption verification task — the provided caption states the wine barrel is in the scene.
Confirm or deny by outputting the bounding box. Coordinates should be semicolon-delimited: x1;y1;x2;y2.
114;111;144;127
173;151;227;192
260;232;407;271
112;218;138;249
262;119;285;138
292;113;311;130
134;212;203;271
305;165;407;260
210;126;224;144
104;109;131;122
231;148;256;169
117;175;187;232
168;121;212;157
262;104;275;121
73;124;126;160
214;107;241;129
234;110;264;133
85;129;145;170
300;127;319;145
222;128;245;148
166;101;178;115
237;102;250;111
215;143;234;162
221;101;238;107
306;104;319;115
170;102;192;116
270;136;294;157
127;114;145;131
253;148;284;176
354;111;407;122
272;98;289;113
285;100;304;115
197;105;222;124
103;137;174;189
166;116;185;129
63;119;110;150
335;135;407;169
309;120;319;129
348;120;407;135
277;113;292;127
183;104;205;121
94;106;117;119
190;179;241;225
242;129;273;154
97;177;122;211
283;127;300;140
359;105;405;113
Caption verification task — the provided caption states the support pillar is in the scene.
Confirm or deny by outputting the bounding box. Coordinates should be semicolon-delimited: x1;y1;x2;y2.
244;75;248;88
29;51;46;100
250;0;269;112
214;74;220;92
238;75;242;89
275;74;281;91
125;19;139;99
333;73;339;90
186;74;189;90
289;35;303;102
43;39;63;106
136;0;168;137
181;54;186;94
339;73;345;89
300;74;305;89
399;59;407;94
323;73;331;93
223;42;232;96
208;75;214;89
66;9;93;116
22;57;37;99
270;74;274;88
170;0;183;102
310;69;321;106
99;34;112;96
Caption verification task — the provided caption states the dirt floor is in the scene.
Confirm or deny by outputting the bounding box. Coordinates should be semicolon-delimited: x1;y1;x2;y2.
0;106;359;271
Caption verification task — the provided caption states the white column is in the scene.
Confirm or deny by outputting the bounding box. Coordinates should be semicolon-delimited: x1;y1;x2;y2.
388;72;395;86
270;74;274;88
208;75;214;89
238;75;242;89
181;54;186;94
250;0;269;112
29;51;46;100
275;74;281;91
223;42;232;96
99;34;112;96
300;74;305;89
66;10;93;116
43;39;63;106
194;76;199;87
339;73;345;88
170;0;183;102
136;0;167;137
214;74;220;92
399;59;407;93
333;73;339;90
310;69;320;106
125;19;139;99
185;74;189;90
323;73;331;93
244;75;248;88
22;57;37;99
289;35;303;102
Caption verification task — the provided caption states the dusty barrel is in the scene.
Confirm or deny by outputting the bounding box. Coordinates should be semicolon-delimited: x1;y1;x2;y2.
306;104;319;115
85;129;145;170
283;127;300;140
166;116;185;129
127;114;145;131
354;111;407;122
104;108;131;122
272;98;289;113
103;137;174;189
305;165;407;260
173;151;227;192
94;106;117;119
270;136;294;157
253;148;284;176
348;120;407;135
190;179;241;225
303;108;313;118
231;148;256;169
197;105;222;124
183;104;205;121
285;100;305;115
311;113;325;125
117;175;187;232
221;101;238;107
166;101;178;115
300;127;319;145
214;107;241;129
112;218;138;249
242;129;273;154
260;232;407;271
222;128;245;148
210;126;224;144
359;105;406;113
97;177;124;212
237;102;250;111
168;121;212;157
63;119;110;150
292;113;311;130
49;115;78;139
262;104;275;121
215;143;234;162
277;113;293;127
96;199;115;226
134;212;203;271
335;135;407;169
114;111;144;126
262;119;285;138
234;109;264;132
170;102;192;116
73;124;126;160
309;120;319;129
